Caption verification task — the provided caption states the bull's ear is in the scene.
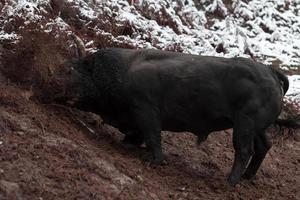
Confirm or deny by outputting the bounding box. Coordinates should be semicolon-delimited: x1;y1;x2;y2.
280;80;284;86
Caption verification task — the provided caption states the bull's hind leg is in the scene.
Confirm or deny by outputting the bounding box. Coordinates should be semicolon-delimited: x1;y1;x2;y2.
228;112;255;186
132;104;164;165
242;132;271;180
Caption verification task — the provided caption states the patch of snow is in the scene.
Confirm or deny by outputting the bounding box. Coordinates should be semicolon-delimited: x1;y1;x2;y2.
66;0;100;19
0;31;19;41
206;0;228;17
44;17;70;33
286;75;300;104
1;0;299;66
8;0;48;21
85;40;94;47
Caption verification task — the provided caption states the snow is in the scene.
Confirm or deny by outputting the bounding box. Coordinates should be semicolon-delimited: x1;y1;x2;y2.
286;75;300;104
0;31;19;41
206;0;228;17
45;17;70;32
1;0;299;66
66;0;100;19
0;0;299;103
7;0;47;21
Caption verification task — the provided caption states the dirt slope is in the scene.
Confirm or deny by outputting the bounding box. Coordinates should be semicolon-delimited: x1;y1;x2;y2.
0;74;299;200
0;1;300;199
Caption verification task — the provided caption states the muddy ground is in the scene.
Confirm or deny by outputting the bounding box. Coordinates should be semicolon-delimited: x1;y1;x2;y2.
0;76;299;200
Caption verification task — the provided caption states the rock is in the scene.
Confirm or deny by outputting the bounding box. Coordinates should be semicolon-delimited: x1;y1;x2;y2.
15;131;25;136
177;186;186;191
225;152;232;160
94;159;136;189
136;175;144;183
149;192;159;200
0;180;21;200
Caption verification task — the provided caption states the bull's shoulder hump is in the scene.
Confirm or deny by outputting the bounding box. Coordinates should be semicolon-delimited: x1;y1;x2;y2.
103;48;231;64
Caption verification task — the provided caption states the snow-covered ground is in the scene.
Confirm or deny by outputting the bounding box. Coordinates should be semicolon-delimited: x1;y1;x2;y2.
0;0;299;102
287;75;300;104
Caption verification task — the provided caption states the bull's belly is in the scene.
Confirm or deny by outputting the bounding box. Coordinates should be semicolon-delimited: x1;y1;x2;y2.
100;103;233;135
161;115;233;134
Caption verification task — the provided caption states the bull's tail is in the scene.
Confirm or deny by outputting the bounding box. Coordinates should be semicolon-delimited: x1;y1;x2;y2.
271;67;289;95
272;68;296;129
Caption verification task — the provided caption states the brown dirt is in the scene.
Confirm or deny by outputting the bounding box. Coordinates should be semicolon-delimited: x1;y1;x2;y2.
0;76;299;200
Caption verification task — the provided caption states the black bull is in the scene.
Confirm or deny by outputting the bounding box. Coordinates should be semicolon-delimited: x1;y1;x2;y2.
69;48;289;185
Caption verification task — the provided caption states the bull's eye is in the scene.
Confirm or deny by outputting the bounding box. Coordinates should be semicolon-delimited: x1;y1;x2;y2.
67;67;74;75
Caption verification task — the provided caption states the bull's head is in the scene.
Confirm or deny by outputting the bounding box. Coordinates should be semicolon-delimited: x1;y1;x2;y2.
52;57;96;107
51;33;99;109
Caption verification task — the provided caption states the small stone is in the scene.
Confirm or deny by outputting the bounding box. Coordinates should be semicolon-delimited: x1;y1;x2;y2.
16;131;25;136
169;192;175;198
0;180;20;196
225;152;232;160
182;192;188;198
149;192;159;200
177;186;186;191
136;175;143;183
294;134;300;142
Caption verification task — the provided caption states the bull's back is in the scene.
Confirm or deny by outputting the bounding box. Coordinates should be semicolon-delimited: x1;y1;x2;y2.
123;49;235;132
124;50;280;132
103;48;281;132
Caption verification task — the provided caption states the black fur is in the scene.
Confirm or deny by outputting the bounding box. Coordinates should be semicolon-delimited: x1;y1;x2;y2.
71;48;289;185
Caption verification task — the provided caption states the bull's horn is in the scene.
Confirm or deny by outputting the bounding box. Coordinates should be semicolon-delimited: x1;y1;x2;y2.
69;33;86;58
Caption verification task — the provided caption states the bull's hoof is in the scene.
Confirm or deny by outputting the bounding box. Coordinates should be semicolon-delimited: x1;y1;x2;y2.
227;175;240;186
143;153;167;166
150;158;168;166
242;172;255;180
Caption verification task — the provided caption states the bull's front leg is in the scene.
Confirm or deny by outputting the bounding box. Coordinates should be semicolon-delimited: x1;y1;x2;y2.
131;104;164;165
122;130;145;146
228;112;255;186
